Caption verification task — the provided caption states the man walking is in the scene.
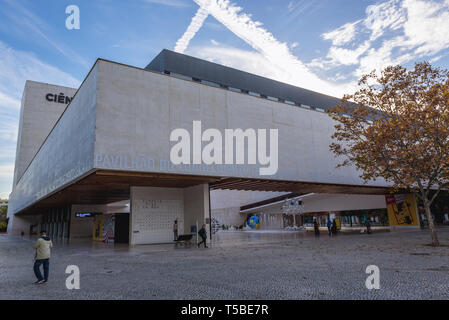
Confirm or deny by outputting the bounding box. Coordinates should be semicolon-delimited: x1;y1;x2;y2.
327;218;332;236
33;230;53;284
313;219;320;237
198;224;208;248
365;219;372;235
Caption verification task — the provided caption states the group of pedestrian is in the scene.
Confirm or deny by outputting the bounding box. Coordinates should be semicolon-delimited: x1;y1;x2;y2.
173;219;208;248
314;218;338;237
32;220;208;285
327;219;338;236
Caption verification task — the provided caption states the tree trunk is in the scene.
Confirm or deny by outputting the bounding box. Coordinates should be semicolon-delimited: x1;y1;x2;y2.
424;201;440;246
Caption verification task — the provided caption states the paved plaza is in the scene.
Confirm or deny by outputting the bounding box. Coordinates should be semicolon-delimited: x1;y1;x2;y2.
1;229;448;300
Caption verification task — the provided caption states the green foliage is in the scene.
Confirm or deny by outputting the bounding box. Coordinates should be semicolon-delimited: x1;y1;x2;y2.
0;205;7;222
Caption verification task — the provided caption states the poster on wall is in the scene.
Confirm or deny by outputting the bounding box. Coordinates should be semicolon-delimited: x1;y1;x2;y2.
92;214;115;242
385;194;419;227
93;214;104;241
102;215;115;243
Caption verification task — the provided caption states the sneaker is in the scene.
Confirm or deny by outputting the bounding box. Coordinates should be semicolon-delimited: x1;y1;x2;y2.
34;280;45;285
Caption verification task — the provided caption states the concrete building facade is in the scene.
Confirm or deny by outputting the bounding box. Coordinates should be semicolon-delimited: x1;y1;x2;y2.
7;50;401;245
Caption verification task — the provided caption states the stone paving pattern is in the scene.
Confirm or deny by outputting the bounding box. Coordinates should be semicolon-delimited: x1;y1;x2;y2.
0;229;448;299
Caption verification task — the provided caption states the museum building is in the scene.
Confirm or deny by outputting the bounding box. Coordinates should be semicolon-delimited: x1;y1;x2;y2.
7;49;419;244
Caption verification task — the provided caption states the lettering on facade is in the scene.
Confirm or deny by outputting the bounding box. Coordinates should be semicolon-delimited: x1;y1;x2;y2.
94;153;266;179
45;93;73;104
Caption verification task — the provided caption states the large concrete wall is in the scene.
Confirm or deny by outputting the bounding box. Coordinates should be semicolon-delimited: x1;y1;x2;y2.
13;81;77;187
130;185;209;245
93;60;389;187
7;66;98;220
130;187;184;245
8;58;392;223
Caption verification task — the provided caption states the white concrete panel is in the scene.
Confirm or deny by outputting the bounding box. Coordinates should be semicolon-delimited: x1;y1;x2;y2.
7;66;98;216
130;187;184;245
13;81;77;186
92;60;388;187
183;184;209;234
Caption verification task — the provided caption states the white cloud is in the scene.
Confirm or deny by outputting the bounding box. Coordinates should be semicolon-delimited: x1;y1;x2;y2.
0;92;20;110
322;21;359;46
174;6;209;53
0;41;80;105
176;0;348;97
144;0;190;7
0;41;80;199
290;42;299;49
176;0;449;103
0;164;14;179
364;0;406;41
210;39;220;46
317;0;449;79
2;0;90;69
187;45;294;82
402;0;449;56
287;1;295;12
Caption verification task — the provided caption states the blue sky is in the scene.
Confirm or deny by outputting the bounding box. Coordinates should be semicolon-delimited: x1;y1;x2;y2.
1;0;449;199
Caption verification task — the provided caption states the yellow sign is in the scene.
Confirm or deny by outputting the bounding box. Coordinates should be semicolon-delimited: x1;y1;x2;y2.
335;218;341;230
385;194;419;227
93;214;104;241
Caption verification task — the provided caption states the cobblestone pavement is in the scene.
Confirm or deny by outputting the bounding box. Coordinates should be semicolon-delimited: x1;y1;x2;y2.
1;229;448;300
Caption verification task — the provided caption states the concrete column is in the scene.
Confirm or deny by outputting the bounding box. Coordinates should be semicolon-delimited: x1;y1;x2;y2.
183;183;210;235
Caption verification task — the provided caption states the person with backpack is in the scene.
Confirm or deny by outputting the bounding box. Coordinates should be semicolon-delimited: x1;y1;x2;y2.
173;219;178;241
366;219;372;234
331;219;338;235
313;219;320;237
327;218;332;236
33;230;53;284
198;224;208;248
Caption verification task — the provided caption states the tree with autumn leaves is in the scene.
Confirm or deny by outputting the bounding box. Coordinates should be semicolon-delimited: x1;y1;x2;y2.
328;62;449;246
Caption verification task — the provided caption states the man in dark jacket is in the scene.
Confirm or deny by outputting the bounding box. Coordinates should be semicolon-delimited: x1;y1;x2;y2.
366;219;372;234
198;224;208;248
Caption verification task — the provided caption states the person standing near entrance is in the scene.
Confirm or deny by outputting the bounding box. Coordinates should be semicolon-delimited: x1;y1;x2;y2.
365;219;372;235
198;224;208;248
313;219;320;237
327;219;332;236
173;219;178;241
33;230;53;284
331;219;338;235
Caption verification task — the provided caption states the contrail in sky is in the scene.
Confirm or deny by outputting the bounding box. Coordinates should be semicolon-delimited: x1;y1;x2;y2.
174;5;209;53
174;0;345;97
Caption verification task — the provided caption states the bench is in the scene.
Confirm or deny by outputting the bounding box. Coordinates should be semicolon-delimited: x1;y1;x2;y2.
174;234;194;247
